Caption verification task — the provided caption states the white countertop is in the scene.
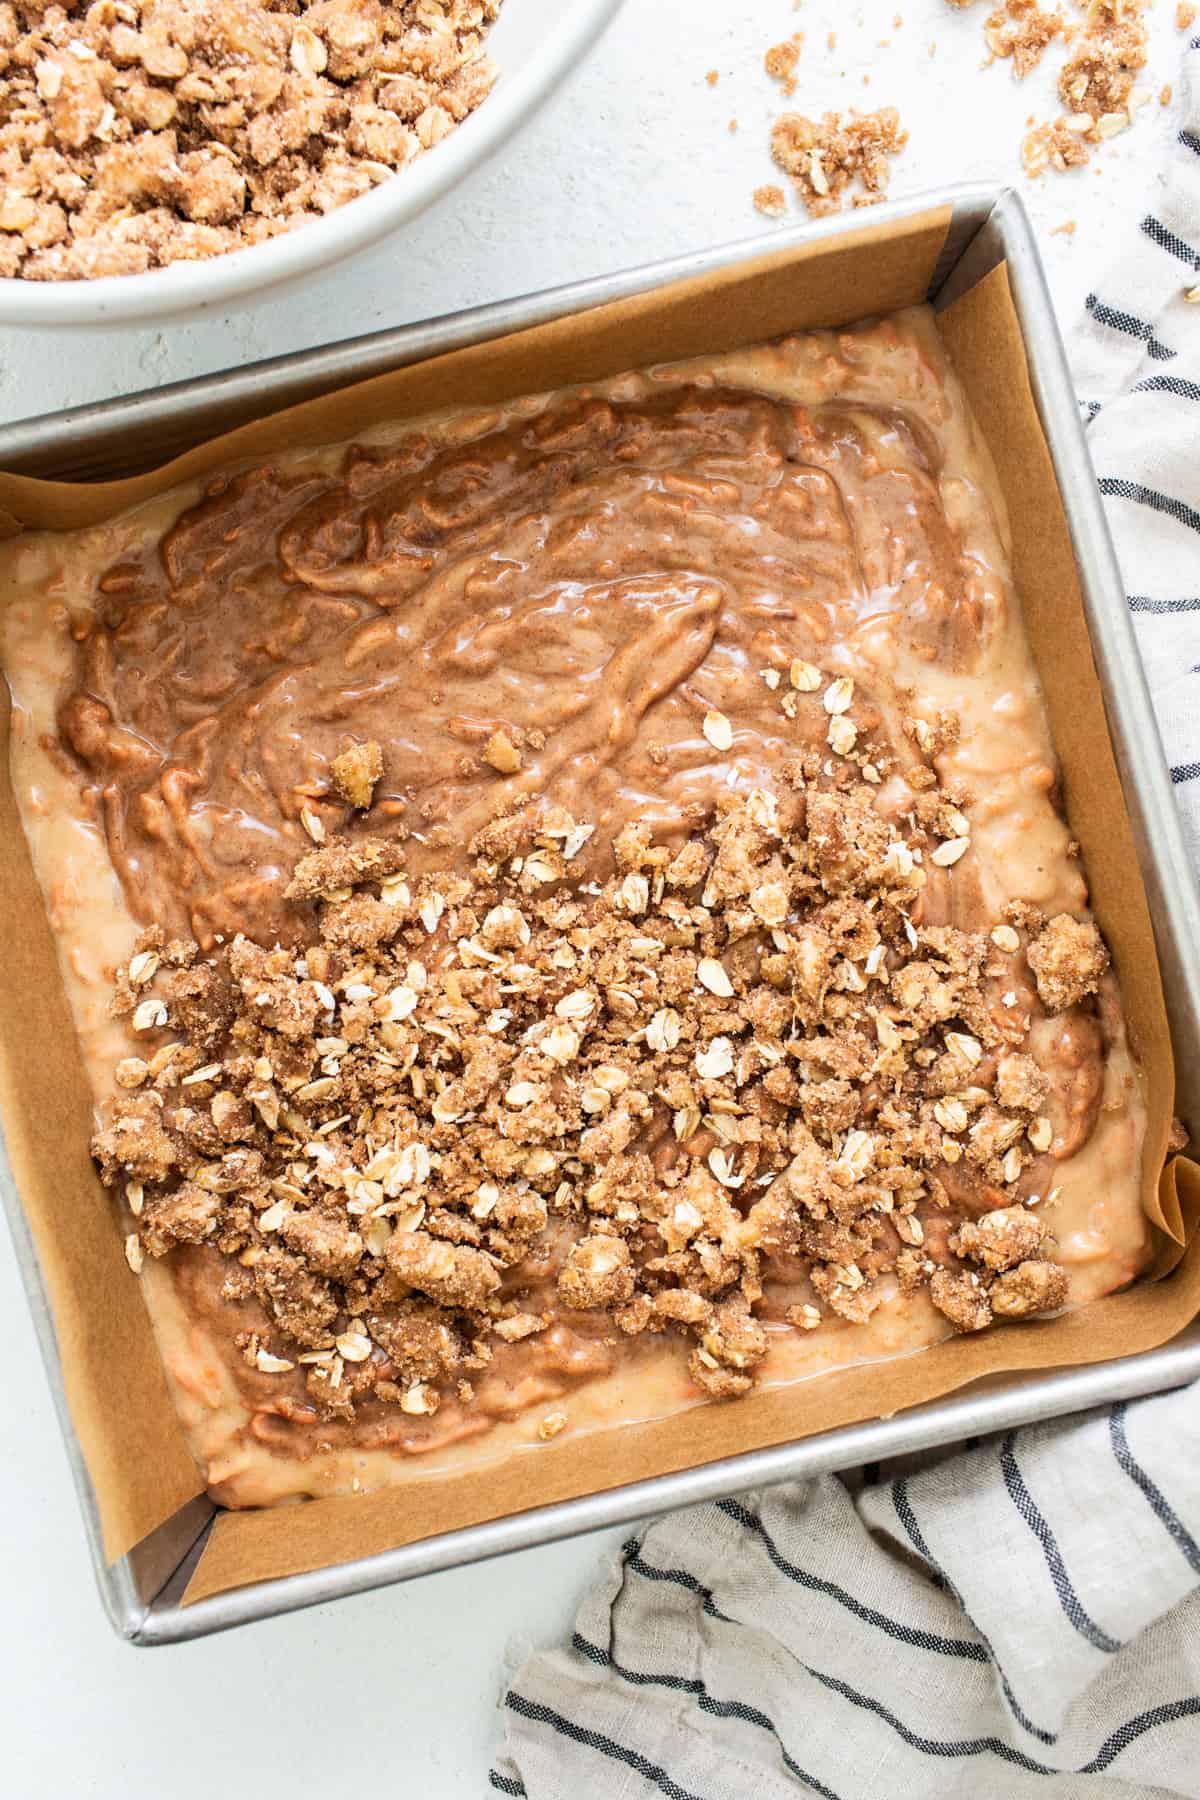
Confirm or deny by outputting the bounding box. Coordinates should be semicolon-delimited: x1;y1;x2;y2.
0;2;1184;1792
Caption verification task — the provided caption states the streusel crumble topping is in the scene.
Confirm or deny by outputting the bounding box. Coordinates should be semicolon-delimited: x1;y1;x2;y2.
0;0;500;281
94;723;1101;1418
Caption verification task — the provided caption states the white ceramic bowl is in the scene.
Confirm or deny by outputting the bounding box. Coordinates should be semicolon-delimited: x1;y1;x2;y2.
0;0;623;328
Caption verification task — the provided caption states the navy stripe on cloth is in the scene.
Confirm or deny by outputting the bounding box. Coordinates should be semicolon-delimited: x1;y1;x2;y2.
1085;293;1176;360
515;1544;1200;1781
716;1497;986;1659
1000;1432;1121;1653
893;1477;1057;1746
572;1632;844;1800
1128;594;1200;614
488;1774;527;1796
626;1514;1056;1744
1171;761;1200;784
797;1666;1200;1777
1098;477;1200;538
1132;374;1200;404
1180;127;1200;158
1110;1402;1200;1576
623;1538;735;1623
505;1691;711;1800
1140;215;1200;268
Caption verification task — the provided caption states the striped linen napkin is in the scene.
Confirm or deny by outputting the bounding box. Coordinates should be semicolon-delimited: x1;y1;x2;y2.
491;1393;1200;1797
490;37;1200;1800
1075;29;1200;859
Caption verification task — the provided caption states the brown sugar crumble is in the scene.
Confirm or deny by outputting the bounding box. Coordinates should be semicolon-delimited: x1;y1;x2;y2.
1058;0;1148;124
94;716;1104;1421
1026;913;1108;1014
483;729;522;775
764;35;803;96
748;0;1154;216
944;0;1153;178
983;0;1064;79
0;0;502;282
331;740;384;811
1022;118;1089;176
753;183;787;218
770;108;908;217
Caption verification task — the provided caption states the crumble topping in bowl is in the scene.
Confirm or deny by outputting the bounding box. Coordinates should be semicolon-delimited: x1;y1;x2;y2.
0;0;500;280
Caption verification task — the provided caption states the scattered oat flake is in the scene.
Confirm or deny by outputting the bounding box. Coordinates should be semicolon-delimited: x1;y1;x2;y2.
400;1383;438;1416
336;1330;372;1363
127;949;159;986
934;1098;969;1134
946;1031;983;1066
828;715;857;756
647;1008;682;1053
563;823;595;860
697;958;735;997
1028;1116;1054;1152
124;1233;143;1274
132;998;167;1032
696;1037;735;1080
419;893;446;933
538;1411;569;1440
703;709;734;751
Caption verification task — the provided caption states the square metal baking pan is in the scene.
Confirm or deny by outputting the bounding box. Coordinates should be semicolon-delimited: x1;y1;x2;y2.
4;182;1200;1646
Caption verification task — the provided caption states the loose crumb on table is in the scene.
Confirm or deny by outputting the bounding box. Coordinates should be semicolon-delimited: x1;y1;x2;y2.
748;0;1160;219
752;183;787;218
770;108;908;217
